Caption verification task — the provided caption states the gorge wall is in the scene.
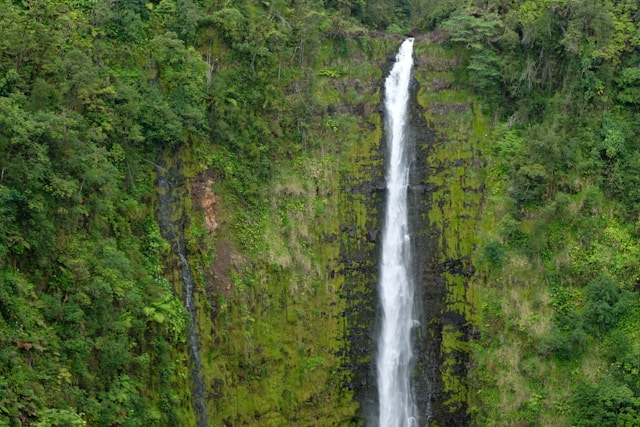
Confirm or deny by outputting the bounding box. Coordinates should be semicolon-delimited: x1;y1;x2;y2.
162;35;487;426
341;37;486;426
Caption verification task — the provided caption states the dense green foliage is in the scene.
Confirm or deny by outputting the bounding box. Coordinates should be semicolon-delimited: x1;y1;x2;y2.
436;1;640;425
4;0;640;425
0;0;204;424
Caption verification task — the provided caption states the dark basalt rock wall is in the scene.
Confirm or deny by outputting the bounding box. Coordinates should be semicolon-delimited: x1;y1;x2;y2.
340;45;474;426
409;77;444;426
410;84;472;427
337;128;385;425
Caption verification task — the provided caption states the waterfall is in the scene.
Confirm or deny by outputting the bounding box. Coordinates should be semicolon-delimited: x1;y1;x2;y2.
178;247;209;427
377;38;417;427
156;168;209;427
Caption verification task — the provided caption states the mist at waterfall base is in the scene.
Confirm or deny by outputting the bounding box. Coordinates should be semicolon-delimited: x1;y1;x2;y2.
376;38;418;427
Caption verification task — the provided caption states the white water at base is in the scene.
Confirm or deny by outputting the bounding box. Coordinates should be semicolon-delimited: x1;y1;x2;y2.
377;38;417;427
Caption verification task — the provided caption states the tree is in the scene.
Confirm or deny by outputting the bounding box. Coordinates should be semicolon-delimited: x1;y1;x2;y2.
582;275;636;333
442;11;504;92
573;380;640;426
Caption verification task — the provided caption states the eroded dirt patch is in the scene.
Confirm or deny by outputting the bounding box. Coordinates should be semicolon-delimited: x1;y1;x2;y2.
207;239;246;297
191;171;218;234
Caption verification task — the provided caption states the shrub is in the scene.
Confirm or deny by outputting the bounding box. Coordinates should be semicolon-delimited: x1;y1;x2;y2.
483;241;504;268
582;275;636;334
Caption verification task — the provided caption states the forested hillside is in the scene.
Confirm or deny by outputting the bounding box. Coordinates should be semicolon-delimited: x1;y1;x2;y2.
439;2;640;425
1;0;640;426
0;0;206;424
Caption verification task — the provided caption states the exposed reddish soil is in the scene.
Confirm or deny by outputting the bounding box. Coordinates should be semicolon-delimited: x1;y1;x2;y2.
190;171;246;302
191;171;218;234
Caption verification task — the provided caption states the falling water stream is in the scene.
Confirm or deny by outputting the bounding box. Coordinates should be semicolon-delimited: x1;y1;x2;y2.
156;168;209;427
177;245;208;427
377;38;417;427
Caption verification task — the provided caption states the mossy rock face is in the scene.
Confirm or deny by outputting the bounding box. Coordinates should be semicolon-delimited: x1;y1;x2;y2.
156;34;403;425
335;95;386;424
155;34;487;426
340;36;487;425
409;37;489;426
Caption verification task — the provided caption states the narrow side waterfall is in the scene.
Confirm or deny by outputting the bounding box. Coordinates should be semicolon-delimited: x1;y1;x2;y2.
377;38;417;427
156;167;209;427
177;245;209;427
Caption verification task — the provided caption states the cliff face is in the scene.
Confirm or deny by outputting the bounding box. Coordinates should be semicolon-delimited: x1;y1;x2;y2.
166;35;487;425
331;37;488;426
412;39;488;426
160;35;398;425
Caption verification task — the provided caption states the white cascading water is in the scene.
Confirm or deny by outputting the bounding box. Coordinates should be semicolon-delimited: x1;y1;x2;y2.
377;38;417;427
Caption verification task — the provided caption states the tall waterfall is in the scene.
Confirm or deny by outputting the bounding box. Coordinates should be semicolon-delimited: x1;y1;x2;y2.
377;38;417;427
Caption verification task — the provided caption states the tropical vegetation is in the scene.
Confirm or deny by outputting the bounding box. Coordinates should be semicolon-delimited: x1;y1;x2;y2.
1;0;640;426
